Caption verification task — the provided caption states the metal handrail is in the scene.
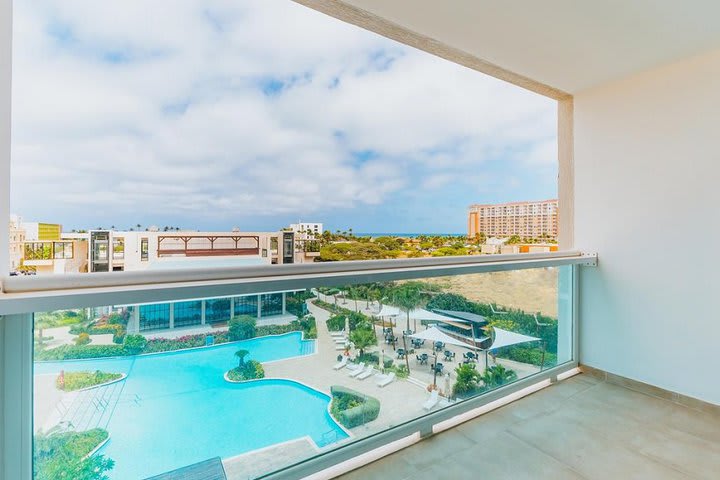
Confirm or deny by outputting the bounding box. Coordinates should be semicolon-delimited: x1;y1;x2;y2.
0;251;595;315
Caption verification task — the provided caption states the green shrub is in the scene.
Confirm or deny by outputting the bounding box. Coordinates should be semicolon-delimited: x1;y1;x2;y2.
330;385;380;428
35;345;126;361
228;315;256;341
34;428;113;480
57;370;123;391
227;360;264;381
75;333;91;346
498;346;557;367
452;363;482;398
357;352;394;369
386;363;409;379
122;334;147;354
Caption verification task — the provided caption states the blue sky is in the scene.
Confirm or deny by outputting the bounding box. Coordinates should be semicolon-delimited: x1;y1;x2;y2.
11;0;557;233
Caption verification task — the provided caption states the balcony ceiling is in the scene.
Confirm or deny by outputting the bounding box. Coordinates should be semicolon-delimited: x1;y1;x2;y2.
331;0;720;94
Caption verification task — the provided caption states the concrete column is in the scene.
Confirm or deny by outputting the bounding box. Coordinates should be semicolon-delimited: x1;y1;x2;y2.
129;306;140;334
282;292;287;315
169;303;174;330
230;297;235;319
256;294;262;319
201;301;206;325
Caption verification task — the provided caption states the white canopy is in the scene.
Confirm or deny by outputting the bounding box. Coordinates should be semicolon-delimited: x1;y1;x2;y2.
409;327;475;349
373;306;457;323
374;304;401;317
489;327;540;350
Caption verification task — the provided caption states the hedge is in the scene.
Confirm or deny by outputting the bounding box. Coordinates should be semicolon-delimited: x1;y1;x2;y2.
226;360;265;381
330;385;380;428
34;428;113;480
35;344;126;361
57;371;123;392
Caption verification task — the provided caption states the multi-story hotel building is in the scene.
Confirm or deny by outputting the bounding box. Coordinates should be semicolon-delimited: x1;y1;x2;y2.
8;215;26;272
468;199;559;240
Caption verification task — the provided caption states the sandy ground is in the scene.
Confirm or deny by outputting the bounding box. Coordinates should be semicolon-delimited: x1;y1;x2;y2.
425;268;559;317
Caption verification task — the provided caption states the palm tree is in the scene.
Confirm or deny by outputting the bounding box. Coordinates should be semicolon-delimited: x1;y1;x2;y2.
136;224;142;230
389;282;426;332
349;328;376;357
480;364;518;389
235;349;250;368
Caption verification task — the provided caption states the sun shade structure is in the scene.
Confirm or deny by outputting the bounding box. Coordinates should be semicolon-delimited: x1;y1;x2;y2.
409;327;481;349
489;327;541;350
432;309;488;325
374;304;401;317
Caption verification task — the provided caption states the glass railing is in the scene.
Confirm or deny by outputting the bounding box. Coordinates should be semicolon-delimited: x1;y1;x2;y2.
23;256;581;480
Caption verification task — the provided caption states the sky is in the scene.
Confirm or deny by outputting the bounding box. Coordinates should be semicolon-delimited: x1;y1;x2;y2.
10;0;557;233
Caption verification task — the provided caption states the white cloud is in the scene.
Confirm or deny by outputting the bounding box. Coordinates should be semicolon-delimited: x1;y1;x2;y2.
11;0;556;229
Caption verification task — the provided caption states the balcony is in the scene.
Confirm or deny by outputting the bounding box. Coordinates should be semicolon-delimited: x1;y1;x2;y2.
2;252;590;479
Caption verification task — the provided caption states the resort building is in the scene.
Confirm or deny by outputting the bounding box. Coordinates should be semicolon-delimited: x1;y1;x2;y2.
8;214;25;272
21;228;300;274
124;292;297;334
288;222;323;237
468;199;558;240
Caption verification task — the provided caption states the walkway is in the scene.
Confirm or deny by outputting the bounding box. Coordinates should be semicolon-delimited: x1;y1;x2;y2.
339;374;720;479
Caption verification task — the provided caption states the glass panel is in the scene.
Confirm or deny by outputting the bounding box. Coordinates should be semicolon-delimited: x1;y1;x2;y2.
112;238;124;259
233;295;258;317
173;301;203;328
32;266;573;479
141;238;149;261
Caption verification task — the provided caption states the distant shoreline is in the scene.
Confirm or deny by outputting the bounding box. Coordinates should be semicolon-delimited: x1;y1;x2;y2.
352;232;465;238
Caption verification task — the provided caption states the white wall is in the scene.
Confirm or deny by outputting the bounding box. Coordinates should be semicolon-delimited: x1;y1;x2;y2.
575;48;720;404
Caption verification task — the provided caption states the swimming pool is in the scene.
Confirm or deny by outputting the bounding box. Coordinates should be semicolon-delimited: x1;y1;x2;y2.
34;332;348;479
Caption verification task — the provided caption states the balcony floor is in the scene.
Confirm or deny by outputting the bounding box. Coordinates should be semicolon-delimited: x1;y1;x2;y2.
338;374;720;480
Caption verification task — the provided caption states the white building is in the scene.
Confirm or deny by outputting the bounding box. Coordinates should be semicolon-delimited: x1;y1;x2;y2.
289;222;323;237
8;215;25;272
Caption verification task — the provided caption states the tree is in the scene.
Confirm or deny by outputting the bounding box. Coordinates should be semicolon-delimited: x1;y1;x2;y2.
507;235;522;245
235;349;250;367
122;334;147;355
229;315;256;341
349;328;377;356
389;282;426;332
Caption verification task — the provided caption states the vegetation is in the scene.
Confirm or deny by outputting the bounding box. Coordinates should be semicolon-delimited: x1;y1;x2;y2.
480;364;518;389
285;290;314;317
330;385;380;428
34;428;113;480
122;335;147;355
388;282;432;332
75;333;91;346
228;315;257;341
349;328;377;356
56;371;123;392
452;363;482;398
227;350;264;382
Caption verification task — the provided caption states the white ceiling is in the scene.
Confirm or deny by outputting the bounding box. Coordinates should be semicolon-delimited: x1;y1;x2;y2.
337;0;720;94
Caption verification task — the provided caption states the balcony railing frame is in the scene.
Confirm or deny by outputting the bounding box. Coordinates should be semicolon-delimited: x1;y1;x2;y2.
0;251;592;480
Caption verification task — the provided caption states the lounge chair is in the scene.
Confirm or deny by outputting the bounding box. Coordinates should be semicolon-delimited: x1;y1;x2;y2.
330;330;345;337
348;363;366;377
333;356;348;370
375;372;396;387
357;366;375;380
423;390;440;411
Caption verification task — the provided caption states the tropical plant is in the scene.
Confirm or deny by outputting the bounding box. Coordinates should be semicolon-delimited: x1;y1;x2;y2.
235;349;250;367
452;363;482;397
56;371;123;392
122;334;147;355
34;428;114;480
349;328;377;356
75;333;91;346
480;364;518;389
388;282;427;332
227;360;264;381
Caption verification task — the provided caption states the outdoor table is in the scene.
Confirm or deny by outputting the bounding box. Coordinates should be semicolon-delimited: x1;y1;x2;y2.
419;353;429;365
434;341;445;352
443;350;455;361
432;362;444;374
403;329;414;336
397;348;406;359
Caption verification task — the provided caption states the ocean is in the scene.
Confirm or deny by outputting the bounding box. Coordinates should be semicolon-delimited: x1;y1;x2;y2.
352;232;465;238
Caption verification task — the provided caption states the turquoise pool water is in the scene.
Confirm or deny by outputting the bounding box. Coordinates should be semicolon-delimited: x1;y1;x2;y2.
34;332;348;479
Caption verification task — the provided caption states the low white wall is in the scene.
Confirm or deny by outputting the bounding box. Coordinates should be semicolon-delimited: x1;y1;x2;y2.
575;48;720;404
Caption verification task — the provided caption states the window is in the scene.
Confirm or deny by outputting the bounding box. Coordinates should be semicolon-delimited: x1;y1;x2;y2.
173;301;202;327
234;295;258;316
139;304;170;331
113;238;125;259
141;238;149;261
261;293;283;316
24;242;52;260
205;298;231;323
53;242;73;259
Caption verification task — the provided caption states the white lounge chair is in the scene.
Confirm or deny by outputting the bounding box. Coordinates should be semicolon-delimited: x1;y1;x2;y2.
346;362;362;371
334;337;347;344
333;357;348;370
356;366;375;380
423;390;440;411
375;372;396;387
329;330;345;337
348;363;366;377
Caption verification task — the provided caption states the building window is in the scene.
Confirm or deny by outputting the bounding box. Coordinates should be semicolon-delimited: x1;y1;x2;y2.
234;295;258;317
113;238;125;259
139;304;170;331
141;238;149;261
261;293;283;316
205;298;231;323
173;301;202;328
53;242;74;259
24;242;52;260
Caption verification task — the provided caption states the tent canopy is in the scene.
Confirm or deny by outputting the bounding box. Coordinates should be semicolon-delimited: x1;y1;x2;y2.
409;327;480;349
374;304;401;317
490;327;540;350
432;309;488;325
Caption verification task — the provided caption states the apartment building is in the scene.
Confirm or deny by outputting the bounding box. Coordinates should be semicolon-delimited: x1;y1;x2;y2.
468;199;558;239
7;215;25;271
288;222;323;237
